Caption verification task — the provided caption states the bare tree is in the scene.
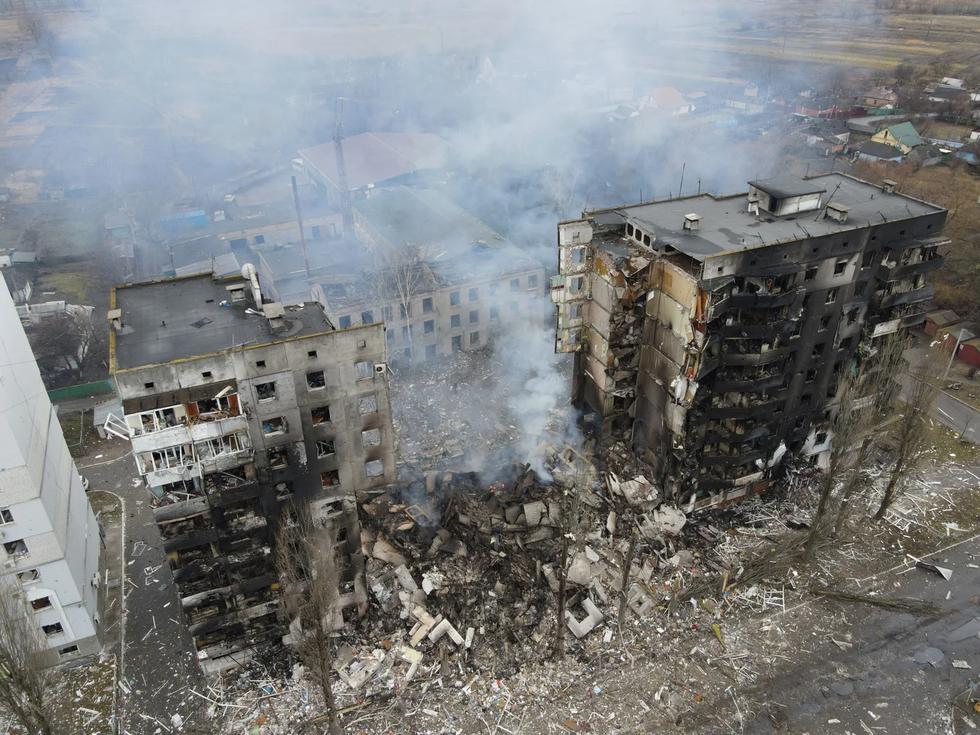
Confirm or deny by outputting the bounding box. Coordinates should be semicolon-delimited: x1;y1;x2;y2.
832;333;907;537
363;244;438;361
0;583;60;735
873;357;939;520
276;512;343;735
28;312;82;381
803;359;868;562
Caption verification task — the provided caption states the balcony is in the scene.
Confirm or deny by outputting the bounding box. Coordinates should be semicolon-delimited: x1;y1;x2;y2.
882;235;949;252
191;415;249;442
703;424;772;445
701;449;766;467
713;372;784;393
727;287;804;310
719;345;792;367
878;255;943;281
146;464;201;487
704;395;785;419
131;424;192;454
878;285;934;309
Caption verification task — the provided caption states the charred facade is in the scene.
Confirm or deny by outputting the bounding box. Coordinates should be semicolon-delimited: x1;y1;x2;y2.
106;269;396;673
553;173;947;509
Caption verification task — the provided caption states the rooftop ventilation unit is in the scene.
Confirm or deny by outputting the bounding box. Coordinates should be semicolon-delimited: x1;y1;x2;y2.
683;213;702;232
882;179;897;194
824;201;850;224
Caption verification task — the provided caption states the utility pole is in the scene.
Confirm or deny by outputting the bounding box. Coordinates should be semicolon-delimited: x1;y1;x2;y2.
291;175;312;283
943;328;966;380
334;97;355;244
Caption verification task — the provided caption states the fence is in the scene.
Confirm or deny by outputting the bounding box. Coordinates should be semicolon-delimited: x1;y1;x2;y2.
47;379;115;402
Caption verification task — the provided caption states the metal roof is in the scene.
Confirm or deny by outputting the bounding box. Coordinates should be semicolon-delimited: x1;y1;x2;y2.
747;177;827;200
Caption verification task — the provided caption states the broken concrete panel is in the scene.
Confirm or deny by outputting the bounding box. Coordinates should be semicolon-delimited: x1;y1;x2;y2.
567;553;592;586
428;618;464;646
565;598;604;638
372;536;407;567
524;501;546;526
653;505;687;535
394;565;418;592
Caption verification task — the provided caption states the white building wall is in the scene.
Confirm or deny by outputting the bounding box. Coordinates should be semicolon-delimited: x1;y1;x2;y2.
0;284;102;663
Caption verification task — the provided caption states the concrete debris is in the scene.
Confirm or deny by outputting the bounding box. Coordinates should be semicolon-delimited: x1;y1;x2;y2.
651;505;687;535
566;597;604;638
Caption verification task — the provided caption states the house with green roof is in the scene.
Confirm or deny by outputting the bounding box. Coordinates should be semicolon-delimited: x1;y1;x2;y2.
871;121;925;154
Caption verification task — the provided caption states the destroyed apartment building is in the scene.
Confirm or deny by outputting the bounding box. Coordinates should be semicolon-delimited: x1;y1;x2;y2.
553;173;947;509
105;266;396;673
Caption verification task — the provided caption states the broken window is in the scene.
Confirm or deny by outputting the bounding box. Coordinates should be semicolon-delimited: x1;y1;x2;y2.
805;368;817;382
510;278;520;291
834;259;848;275
17;569;38;584
144;381;155;389
355;361;372;379
569;275;584;294
316;439;335;458
424;319;435;334
490;306;500;321
30;596;51;611
255;381;276;401
570;247;585;265
262;417;287;435
452;336;462;352
362;428;381;447
266;446;288;469
569;304;582;319
42;623;63;637
311;406;331;424
819;315;831;331
839;336;853;351
469;310;479;324
255;360;266;368
422;297;434;313
320;470;340;488
825;288;838;304
307;350;318;358
307;370;325;389
468;287;479;302
4;539;27;557
470;331;479;345
365;459;385;478
811;343;825;359
805;266;818;281
0;508;12;524
59;645;79;657
815;432;828;445
358;395;378;415
361;310;374;324
425;344;436;359
450;314;461;328
846;309;858;325
450;291;461;306
338;315;352;328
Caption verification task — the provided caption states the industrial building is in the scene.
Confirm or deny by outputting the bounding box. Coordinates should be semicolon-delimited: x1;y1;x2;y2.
0;283;103;665
553;173;947;509
106;266;396;672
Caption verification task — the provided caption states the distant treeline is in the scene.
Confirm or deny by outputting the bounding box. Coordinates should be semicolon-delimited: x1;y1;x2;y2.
876;0;980;15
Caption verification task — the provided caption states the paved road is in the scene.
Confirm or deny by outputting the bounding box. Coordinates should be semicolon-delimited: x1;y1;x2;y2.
899;373;979;445
80;438;209;734
741;535;980;734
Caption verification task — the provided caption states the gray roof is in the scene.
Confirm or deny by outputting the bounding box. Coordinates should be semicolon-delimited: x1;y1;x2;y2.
855;141;905;160
595;173;944;261
112;273;333;370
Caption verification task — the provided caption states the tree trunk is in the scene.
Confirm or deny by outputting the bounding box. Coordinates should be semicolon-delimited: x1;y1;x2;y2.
316;629;342;735
617;535;637;632
832;436;873;537
554;529;568;657
803;471;835;562
874;455;905;520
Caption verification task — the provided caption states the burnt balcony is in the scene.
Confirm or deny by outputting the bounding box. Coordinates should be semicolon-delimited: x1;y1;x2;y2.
703;424;772;445
878;255;943;281
878;285;934;310
727;287;804;311
719;344;792;367
704;393;785;419
701;448;766;467
713;371;785;393
882;235;949;252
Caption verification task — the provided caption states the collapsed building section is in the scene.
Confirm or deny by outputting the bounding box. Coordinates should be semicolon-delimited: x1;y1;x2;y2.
106;267;396;673
553;173;947;509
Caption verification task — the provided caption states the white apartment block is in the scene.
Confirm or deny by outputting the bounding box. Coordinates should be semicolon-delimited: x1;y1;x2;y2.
0;284;103;664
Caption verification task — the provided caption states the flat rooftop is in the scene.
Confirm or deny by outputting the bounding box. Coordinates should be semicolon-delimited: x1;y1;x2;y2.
591;173;944;260
112;273;333;370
